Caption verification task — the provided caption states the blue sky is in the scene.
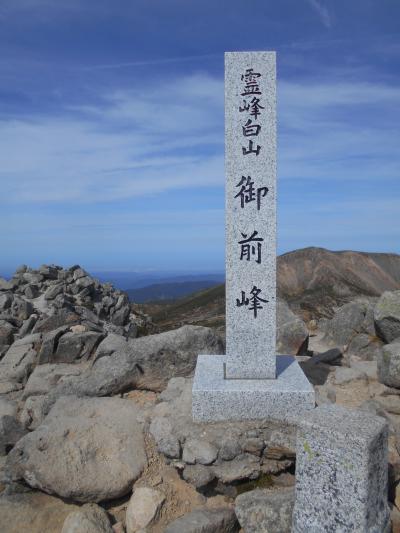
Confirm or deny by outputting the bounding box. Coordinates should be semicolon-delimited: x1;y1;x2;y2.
0;0;399;275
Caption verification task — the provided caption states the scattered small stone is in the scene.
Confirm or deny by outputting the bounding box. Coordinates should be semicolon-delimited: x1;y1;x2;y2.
61;503;114;533
378;342;400;388
125;487;165;533
182;464;215;488
182;439;218;465
235;487;294;533
164;507;239;533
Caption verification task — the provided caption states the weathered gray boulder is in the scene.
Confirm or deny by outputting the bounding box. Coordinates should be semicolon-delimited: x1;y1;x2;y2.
0;492;80;533
0;320;15;347
19;395;48;430
0;414;27;455
19;314;38;337
37;326;70;363
0;292;12;311
39;265;59;280
323;299;376;346
32;310;80;334
94;333;128;360
125;487;165;532
212;454;260;483
182;464;216;488
24;284;39;299
44;283;64;300
375;291;400;343
235;487;294;533
378;341;400;388
53;331;104;363
182;438;218;465
111;305;130;326
277;299;308;355
10;295;34;320
149;416;181;459
5;396;147;502
61;503;113;533
347;333;384;360
0;335;40;384
23;271;44;284
164;507;239;533
23;363;85;399
0;398;17;418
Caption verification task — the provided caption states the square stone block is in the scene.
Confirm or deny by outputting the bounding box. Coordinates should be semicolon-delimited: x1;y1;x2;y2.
293;405;390;533
192;354;315;423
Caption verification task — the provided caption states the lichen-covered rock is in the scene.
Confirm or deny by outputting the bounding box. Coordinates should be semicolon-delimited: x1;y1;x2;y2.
235;487;294;533
378;341;400;388
4;396;147;502
375;291;400;343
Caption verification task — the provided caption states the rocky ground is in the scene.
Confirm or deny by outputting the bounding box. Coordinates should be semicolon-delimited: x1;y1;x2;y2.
1;265;400;532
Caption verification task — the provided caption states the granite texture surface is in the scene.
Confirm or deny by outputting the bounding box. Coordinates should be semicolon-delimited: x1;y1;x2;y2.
192;354;315;422
225;51;277;379
293;404;390;533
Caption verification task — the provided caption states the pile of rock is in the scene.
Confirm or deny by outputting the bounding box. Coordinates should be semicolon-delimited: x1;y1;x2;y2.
318;290;400;364
0;264;153;354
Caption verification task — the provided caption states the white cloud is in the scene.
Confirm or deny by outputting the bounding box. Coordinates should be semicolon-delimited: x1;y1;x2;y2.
307;0;332;28
0;73;224;205
0;72;398;208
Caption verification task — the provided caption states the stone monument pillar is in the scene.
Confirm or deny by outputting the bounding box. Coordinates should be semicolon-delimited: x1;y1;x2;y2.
192;51;315;422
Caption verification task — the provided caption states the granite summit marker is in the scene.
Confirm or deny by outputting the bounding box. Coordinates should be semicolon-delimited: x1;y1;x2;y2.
192;51;315;422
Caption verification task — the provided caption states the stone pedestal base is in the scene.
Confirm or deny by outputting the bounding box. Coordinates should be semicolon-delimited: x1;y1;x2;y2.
192;355;315;423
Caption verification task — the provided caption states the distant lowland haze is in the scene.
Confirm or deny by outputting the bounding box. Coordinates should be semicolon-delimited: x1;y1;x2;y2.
0;1;399;275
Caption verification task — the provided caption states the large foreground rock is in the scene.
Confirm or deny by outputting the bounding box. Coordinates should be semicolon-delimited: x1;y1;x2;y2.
5;396;147;502
0;492;80;533
235;487;294;533
374;290;400;343
164;507;239;533
277;300;309;355
43;326;224;405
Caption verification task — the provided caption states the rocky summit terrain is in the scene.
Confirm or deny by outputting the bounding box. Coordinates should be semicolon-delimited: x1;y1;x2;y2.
1;262;400;532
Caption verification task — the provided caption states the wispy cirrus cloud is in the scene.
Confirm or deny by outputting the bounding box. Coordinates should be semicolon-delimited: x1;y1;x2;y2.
0;72;399;208
306;0;332;28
